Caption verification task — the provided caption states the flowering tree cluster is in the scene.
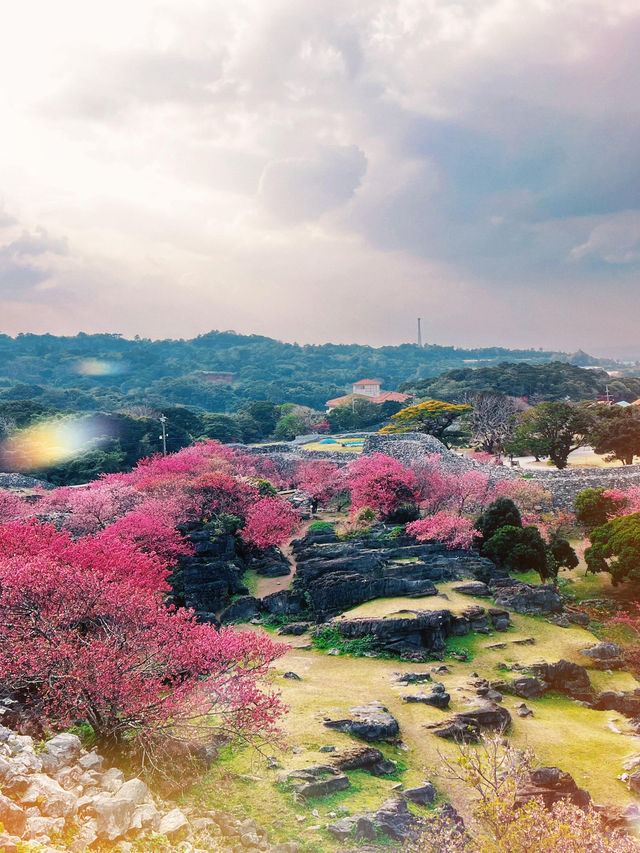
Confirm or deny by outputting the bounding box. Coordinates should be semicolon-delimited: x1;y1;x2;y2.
407;513;477;550
294;459;343;505
0;520;286;751
346;453;418;518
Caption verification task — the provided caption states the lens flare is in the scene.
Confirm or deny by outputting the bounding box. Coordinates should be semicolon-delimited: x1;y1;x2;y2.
74;358;126;376
0;419;106;470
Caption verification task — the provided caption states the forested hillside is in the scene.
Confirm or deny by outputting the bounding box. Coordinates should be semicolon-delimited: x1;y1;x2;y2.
400;362;640;404
0;331;610;413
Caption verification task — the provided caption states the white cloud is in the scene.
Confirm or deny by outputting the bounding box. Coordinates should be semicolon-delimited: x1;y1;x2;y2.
0;0;639;349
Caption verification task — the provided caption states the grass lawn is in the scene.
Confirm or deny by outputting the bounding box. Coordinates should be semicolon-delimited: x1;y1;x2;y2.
190;582;640;849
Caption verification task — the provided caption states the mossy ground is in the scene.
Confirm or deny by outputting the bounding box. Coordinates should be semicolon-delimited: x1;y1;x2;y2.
187;579;640;849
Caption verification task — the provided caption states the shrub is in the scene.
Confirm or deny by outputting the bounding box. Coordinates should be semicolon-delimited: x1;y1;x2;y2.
308;520;334;532
408;735;639;853
407;513;477;550
476;497;522;543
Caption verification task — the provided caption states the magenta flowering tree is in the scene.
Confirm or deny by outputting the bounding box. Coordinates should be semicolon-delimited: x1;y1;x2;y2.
407;512;477;550
0;520;286;750
240;497;300;549
346;453;418;518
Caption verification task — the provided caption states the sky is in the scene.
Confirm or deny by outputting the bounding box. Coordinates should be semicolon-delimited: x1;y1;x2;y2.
1;0;640;354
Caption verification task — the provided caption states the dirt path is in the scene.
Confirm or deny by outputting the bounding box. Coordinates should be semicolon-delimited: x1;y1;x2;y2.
254;516;314;599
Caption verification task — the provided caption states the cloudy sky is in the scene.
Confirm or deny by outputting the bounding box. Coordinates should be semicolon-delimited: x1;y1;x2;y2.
1;0;639;353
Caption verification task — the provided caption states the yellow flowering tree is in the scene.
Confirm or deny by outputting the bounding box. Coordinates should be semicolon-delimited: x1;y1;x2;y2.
380;399;472;447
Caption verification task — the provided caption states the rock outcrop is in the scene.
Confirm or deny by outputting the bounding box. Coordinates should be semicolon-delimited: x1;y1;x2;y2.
324;702;400;742
515;766;591;810
530;660;593;702
430;703;512;741
290;528;495;617
0;725;300;853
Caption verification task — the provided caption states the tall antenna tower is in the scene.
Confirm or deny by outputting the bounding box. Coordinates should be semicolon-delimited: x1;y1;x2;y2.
417;317;423;348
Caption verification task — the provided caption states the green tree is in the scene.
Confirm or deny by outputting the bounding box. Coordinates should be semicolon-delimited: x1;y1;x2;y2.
509;402;593;469
575;487;626;533
476;497;522;543
380;400;472;447
590;409;640;465
482;525;551;582
585;513;640;585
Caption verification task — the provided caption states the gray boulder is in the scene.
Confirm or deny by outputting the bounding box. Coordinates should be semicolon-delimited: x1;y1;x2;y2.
402;783;437;805
324;702;400;742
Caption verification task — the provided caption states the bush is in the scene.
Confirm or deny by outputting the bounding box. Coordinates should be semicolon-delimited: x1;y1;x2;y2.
308;520;334;532
476;497;522;544
575;487;626;533
312;626;377;657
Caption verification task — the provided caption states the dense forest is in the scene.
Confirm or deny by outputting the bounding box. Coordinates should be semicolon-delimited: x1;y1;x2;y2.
0;331;611;414
400;362;640;404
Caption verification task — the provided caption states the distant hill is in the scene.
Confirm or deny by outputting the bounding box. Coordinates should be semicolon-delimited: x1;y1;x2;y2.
400;361;640;404
0;330;624;413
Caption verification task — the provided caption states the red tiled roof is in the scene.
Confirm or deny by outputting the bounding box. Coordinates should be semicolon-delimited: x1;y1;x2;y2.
353;379;380;386
326;391;411;408
375;391;411;403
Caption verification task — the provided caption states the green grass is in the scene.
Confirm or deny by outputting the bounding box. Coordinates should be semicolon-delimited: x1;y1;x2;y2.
312;626;378;657
242;569;259;596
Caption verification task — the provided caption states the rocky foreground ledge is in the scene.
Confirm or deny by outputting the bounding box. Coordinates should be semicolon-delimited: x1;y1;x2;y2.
0;726;299;853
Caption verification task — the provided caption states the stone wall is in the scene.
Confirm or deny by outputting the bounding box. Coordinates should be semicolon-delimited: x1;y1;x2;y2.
236;432;640;510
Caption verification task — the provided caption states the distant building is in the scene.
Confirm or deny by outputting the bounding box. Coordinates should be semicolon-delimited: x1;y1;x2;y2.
352;379;382;397
326;379;411;412
196;371;235;384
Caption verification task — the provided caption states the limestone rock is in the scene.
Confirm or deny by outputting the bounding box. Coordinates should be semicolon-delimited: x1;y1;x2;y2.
21;773;78;818
432;703;512;742
91;793;136;841
0;793;26;835
219;595;262;624
515;766;591;810
332;746;395;776
510;676;546;700
403;690;450;709
580;642;625;670
530;660;592;702
402;783;437;805
40;733;82;773
115;777;149;806
158;807;189;838
24;815;65;840
494;583;563;615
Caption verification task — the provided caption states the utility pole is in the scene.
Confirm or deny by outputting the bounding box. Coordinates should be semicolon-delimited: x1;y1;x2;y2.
604;385;613;406
159;413;168;456
417;317;422;348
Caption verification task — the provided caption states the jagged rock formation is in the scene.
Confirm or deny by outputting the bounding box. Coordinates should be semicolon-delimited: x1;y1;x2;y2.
329;605;510;655
289;527;496;618
429;703;512;741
